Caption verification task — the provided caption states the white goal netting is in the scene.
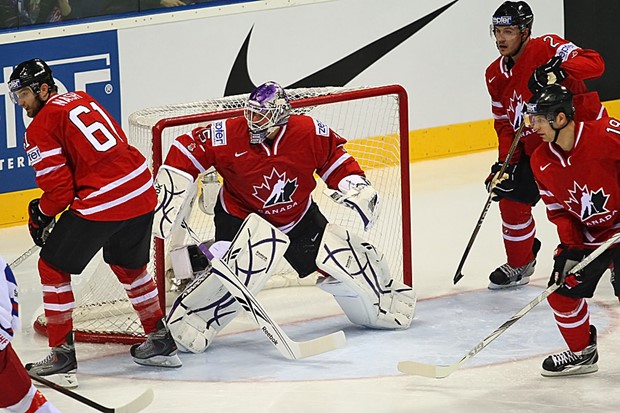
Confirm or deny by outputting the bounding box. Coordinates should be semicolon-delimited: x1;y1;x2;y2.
33;85;411;343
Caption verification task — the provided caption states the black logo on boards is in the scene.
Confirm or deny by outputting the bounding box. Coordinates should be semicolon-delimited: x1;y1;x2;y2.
224;1;460;95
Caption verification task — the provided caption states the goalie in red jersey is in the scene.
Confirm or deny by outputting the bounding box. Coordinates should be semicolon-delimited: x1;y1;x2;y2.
153;81;416;354
7;58;181;388
526;84;620;377
484;1;607;289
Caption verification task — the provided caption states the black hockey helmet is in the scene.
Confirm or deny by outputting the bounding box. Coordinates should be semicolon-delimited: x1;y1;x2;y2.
524;84;575;127
8;58;55;101
492;1;534;32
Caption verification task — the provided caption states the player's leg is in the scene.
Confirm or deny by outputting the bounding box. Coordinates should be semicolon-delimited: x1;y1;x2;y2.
0;344;60;413
541;251;612;376
27;211;112;387
103;211;181;368
489;198;540;289
167;211;287;353
315;223;416;329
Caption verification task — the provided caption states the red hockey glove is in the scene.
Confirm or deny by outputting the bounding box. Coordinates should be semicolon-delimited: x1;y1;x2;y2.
28;199;55;247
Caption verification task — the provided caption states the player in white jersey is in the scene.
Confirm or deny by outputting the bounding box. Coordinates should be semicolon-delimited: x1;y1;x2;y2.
0;256;60;413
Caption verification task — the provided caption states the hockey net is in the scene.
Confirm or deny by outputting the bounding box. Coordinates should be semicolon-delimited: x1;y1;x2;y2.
33;85;411;344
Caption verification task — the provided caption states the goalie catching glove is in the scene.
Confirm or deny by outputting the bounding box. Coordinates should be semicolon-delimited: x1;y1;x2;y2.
326;175;381;231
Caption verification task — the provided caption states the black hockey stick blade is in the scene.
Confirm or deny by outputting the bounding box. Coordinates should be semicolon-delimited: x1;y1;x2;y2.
30;373;154;413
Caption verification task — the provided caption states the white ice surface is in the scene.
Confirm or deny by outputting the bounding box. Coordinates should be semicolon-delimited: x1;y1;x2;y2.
3;150;620;413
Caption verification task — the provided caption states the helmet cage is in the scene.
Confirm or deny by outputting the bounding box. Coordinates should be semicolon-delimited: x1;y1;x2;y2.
244;82;291;144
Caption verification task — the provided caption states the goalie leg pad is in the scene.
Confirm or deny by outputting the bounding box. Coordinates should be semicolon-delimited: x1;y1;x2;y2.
167;214;290;352
316;224;415;329
153;166;197;239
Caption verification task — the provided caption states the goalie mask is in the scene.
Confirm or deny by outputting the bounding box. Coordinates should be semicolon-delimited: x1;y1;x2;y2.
244;81;292;144
8;58;56;104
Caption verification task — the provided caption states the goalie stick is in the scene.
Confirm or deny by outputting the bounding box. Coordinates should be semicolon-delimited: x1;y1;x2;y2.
453;121;526;285
207;253;346;360
29;373;154;413
400;232;620;378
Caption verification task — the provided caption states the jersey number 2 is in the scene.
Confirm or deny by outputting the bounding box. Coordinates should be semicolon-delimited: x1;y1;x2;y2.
69;102;121;152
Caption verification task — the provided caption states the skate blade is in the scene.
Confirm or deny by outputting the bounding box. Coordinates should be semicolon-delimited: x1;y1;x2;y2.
32;372;79;389
541;363;598;377
488;276;531;290
133;353;182;368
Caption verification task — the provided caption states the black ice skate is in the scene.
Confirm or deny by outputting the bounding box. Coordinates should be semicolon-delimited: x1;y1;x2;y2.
488;238;541;290
25;333;78;388
542;325;598;377
131;319;182;368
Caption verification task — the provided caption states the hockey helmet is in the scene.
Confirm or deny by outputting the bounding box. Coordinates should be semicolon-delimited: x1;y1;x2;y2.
244;81;292;144
7;58;55;104
524;84;575;127
492;1;534;32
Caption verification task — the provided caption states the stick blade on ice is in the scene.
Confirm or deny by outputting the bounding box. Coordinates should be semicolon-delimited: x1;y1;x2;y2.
397;361;456;379
295;330;346;359
115;388;154;413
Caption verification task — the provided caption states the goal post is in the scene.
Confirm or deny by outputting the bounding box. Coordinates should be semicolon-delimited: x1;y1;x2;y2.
33;84;412;344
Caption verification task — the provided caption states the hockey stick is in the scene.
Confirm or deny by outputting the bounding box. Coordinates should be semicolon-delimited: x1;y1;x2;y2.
10;245;40;269
208;256;346;360
29;373;154;413
453;121;527;285
400;232;620;378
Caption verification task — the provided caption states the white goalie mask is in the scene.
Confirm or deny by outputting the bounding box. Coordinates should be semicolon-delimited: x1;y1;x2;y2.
243;81;292;144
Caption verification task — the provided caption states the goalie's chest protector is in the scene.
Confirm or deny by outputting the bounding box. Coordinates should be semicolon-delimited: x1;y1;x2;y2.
211;115;335;229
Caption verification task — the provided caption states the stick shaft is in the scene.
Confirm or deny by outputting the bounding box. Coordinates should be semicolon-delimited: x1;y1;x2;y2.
453;122;526;285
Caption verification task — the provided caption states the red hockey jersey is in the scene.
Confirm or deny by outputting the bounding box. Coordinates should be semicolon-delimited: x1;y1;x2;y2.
531;118;620;248
162;115;364;232
24;91;156;221
486;34;606;162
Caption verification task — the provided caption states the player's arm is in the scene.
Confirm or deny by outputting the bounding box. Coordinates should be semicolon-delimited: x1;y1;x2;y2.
534;173;583;247
529;35;605;93
153;126;213;239
25;125;74;217
315;122;380;230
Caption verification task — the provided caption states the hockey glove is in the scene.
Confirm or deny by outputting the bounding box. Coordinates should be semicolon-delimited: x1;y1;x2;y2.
549;244;586;288
528;56;568;94
484;162;517;202
28;199;55;247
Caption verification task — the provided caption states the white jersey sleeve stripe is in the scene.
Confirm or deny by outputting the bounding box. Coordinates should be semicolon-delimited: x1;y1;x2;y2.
320;153;351;181
172;139;206;173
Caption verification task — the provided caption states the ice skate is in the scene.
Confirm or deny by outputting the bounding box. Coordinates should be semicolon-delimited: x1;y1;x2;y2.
542;325;598;377
131;320;182;368
488;238;541;290
25;333;78;388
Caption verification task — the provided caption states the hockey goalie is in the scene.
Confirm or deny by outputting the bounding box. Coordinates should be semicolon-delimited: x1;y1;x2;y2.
153;81;416;353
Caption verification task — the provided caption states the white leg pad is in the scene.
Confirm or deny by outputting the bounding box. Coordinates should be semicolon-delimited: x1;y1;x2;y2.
167;214;290;352
316;224;415;329
153;166;197;239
